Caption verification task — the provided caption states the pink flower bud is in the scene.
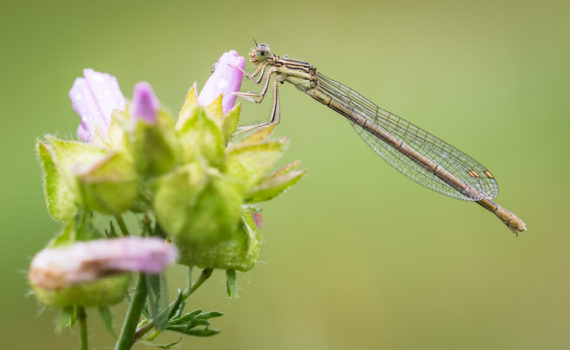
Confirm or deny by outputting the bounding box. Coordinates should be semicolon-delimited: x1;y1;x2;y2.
69;69;126;142
29;237;178;290
131;81;159;124
198;50;245;114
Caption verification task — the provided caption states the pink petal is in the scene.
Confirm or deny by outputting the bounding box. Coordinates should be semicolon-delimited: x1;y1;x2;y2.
131;82;159;124
198;50;245;114
69;69;126;142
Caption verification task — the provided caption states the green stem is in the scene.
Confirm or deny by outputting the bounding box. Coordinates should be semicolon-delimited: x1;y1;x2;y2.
132;268;213;342
115;274;148;350
77;307;88;350
114;215;130;236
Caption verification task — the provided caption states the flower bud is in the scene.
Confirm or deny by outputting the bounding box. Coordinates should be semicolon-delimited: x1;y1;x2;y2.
29;237;178;306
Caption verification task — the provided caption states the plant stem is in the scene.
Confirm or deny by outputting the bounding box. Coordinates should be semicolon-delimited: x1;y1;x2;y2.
115;274;148;350
114;215;130;236
77;307;88;350
132;268;213;342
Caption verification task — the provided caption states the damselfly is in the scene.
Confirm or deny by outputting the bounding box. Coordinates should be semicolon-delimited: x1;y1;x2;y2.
234;42;526;234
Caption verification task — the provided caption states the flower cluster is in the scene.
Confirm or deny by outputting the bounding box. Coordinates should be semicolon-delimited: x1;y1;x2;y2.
31;50;306;308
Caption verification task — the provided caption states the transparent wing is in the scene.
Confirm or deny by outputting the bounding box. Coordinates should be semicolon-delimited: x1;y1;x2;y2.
317;72;499;201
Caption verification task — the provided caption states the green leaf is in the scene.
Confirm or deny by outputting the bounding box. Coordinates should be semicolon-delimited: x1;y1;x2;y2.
196;311;223;320
178;107;224;167
136;338;183;349
245;170;306;203
226;269;237;297
225;139;288;189
56;306;77;333
145;274;169;330
37;141;76;221
221;103;241;144
98;306;116;337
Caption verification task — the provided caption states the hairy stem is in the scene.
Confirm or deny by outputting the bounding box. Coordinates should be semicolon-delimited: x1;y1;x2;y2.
115;274;148;350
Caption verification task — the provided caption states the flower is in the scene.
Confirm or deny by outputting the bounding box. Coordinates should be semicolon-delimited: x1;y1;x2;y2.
69;69;126;142
197;50;245;114
131;81;159;124
29;237;178;290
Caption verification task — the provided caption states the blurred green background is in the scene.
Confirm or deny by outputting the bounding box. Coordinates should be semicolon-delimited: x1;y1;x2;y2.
2;0;569;349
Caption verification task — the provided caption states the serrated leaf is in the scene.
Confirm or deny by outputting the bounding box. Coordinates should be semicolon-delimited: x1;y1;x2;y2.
225;139;288;189
98;306;116;337
178;107;224;167
176;83;198;129
165;324;220;337
221;103;241;145
245;170;306;203
206;94;224;128
136;338;183;349
37;141;76;221
169;309;202;325
226;269;237;297
196;311;223;320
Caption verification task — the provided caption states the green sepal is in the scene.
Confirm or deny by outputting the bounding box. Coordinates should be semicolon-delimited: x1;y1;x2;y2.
237;124;275;145
38;136;107;220
107;109;130;152
31;274;131;307
132;110;180;177
76;152;139;215
177;213;260;271
206;94;224;128
37;141;76;221
153;162;207;237
221;103;241;145
225;138;289;189
245;169;306;203
176;83;198;130
178;107;224;167
171;171;243;245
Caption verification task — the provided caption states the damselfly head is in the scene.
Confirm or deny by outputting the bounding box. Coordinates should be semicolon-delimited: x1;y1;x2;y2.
250;43;270;64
